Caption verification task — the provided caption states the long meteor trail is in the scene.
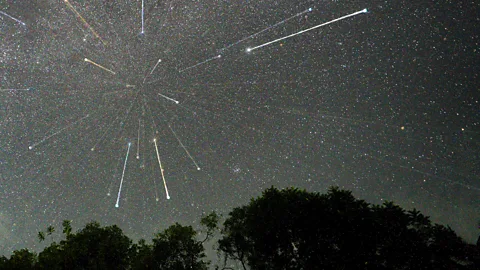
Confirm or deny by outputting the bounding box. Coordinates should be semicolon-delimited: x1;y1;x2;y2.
64;0;107;45
29;114;90;150
141;0;145;34
115;142;131;208
167;124;201;171
246;8;368;52
154;138;170;199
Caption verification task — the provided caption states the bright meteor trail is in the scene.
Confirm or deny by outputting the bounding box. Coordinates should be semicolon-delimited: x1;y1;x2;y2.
246;8;368;52
84;58;116;75
115;142;132;208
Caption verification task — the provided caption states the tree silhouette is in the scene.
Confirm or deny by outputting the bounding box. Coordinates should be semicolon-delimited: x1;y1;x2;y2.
131;223;209;270
46;225;55;242
62;220;72;238
37;231;45;243
0;186;478;270
36;222;132;270
0;249;37;270
200;211;220;243
218;186;478;270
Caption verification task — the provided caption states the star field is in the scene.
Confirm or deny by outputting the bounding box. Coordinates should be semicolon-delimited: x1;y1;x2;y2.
0;0;479;256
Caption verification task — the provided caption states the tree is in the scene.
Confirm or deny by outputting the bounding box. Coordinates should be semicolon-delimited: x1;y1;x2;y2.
62;220;72;238
0;249;37;270
36;243;63;270
149;223;208;270
37;231;46;243
218;186;475;270
36;221;132;270
200;211;220;243
1;186;478;270
131;223;209;270
0;256;7;269
130;239;155;270
46;225;55;240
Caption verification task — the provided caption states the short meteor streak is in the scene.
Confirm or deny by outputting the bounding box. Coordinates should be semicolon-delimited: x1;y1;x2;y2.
64;0;107;45
115;142;131;208
246;8;368;52
29;114;90;150
150;59;162;74
0;11;26;25
158;93;179;104
167;124;201;170
143;59;161;83
221;7;312;51
179;55;221;73
154;138;170;199
84;58;116;75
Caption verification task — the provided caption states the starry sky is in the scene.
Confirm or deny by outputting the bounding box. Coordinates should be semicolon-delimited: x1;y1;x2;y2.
1;0;479;256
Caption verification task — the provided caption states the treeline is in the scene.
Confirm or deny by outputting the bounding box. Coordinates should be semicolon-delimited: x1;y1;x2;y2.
1;186;479;269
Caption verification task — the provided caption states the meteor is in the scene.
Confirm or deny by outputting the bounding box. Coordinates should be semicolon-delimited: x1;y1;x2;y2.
64;0;107;45
29;114;90;150
84;58;116;75
179;55;221;73
0;11;26;25
246;8;368;52
154;138;170;199
167;124;201;171
115;142;132;208
150;59;162;75
143;59;161;83
136;118;141;159
220;7;313;52
158;93;179;104
141;0;145;34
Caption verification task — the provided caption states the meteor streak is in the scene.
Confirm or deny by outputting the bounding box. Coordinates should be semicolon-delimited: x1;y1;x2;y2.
154;138;170;199
221;7;312;51
29;114;90;150
0;11;26;25
115;142;132;208
150;59;161;75
137;119;141;159
167;124;201;170
158;93;179;104
143;59;161;83
246;8;368;52
179;55;221;73
84;58;116;75
64;0;107;45
141;0;145;34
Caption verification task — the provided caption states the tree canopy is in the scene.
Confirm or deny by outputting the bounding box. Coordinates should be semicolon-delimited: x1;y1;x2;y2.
1;186;479;270
218;186;479;270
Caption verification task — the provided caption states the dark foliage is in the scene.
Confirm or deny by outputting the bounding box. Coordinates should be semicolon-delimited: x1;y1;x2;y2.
218;186;480;270
0;186;479;270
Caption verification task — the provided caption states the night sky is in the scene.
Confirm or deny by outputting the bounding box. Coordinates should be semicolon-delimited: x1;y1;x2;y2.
1;0;479;256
